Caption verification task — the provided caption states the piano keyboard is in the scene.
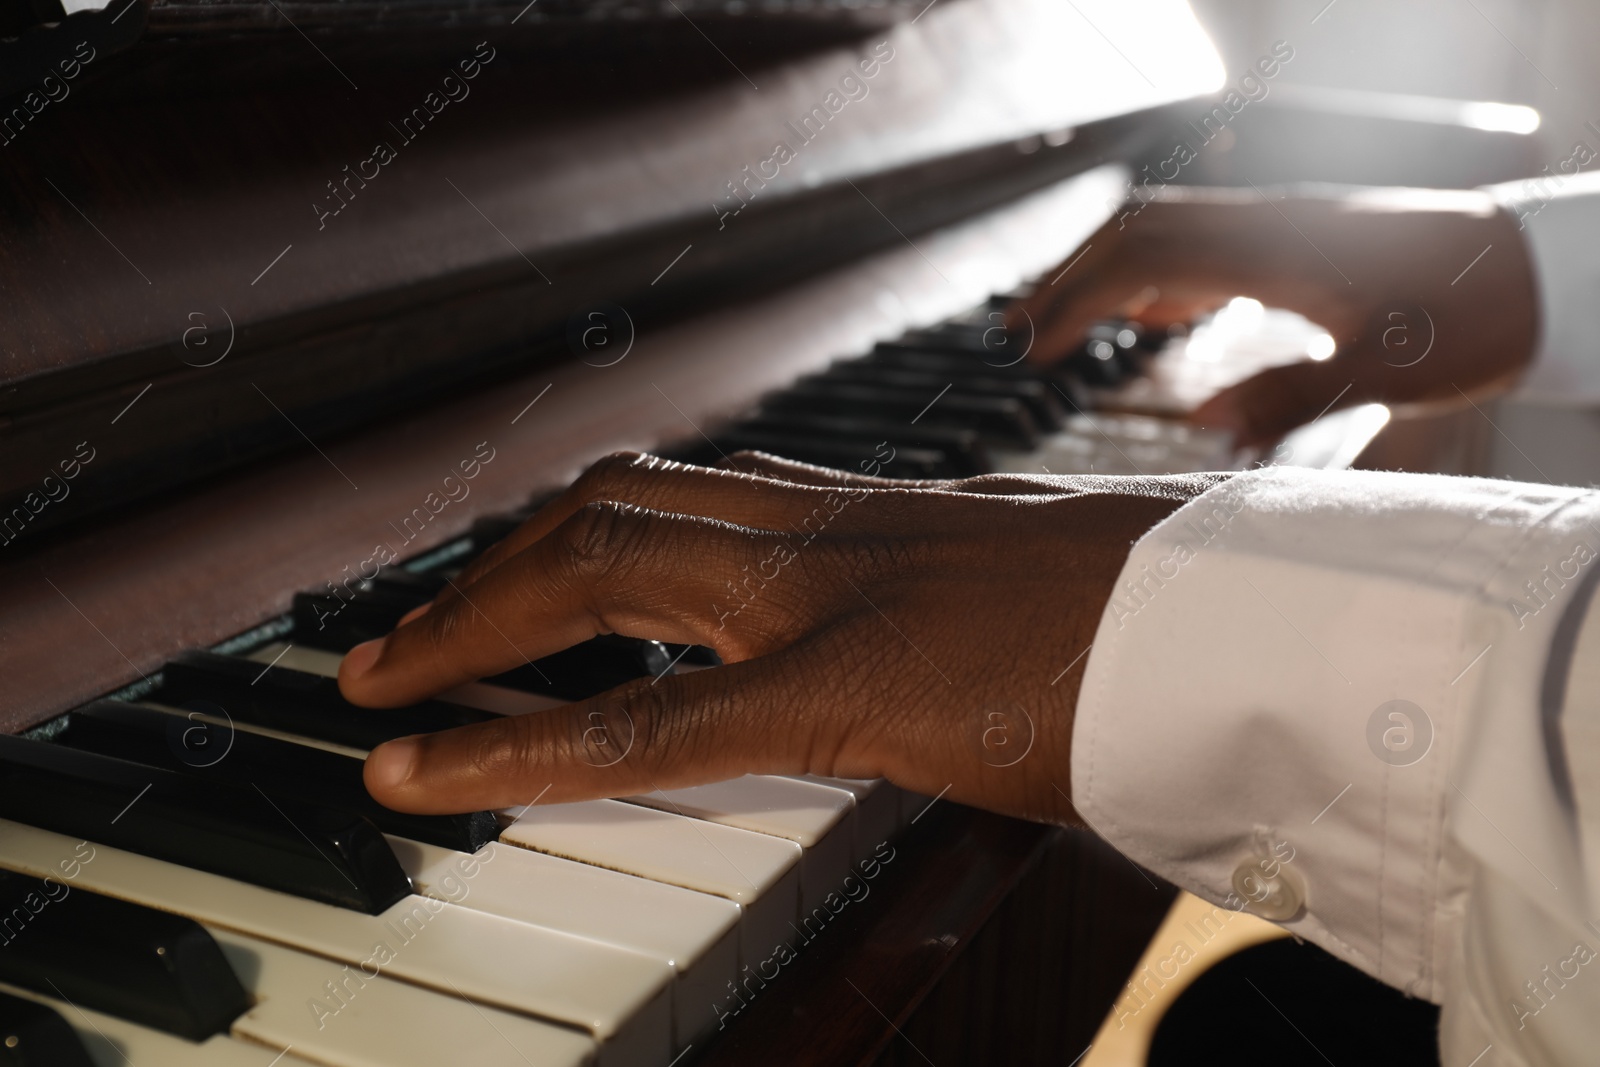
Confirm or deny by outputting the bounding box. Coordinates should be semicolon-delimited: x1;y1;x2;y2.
669;299;1247;478
0;293;1372;1066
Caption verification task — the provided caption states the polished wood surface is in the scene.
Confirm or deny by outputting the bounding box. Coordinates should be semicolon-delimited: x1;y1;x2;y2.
2;0;1205;539
695;807;1176;1067
879;827;1177;1066
138;0;920;34
0;164;1122;735
695;803;1057;1066
7;0;1185;388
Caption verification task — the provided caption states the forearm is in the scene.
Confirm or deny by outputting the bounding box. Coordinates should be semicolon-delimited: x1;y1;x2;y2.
1489;171;1600;401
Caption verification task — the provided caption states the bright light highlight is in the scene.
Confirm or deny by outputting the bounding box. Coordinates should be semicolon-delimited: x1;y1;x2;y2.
1459;101;1541;135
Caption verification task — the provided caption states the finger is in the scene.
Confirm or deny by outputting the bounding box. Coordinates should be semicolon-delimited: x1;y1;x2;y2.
1029;275;1158;364
1010;244;1146;360
1017;246;1234;365
362;651;840;814
1014;196;1327;365
442;452;847;601
1029;263;1285;366
339;502;814;707
1191;357;1361;447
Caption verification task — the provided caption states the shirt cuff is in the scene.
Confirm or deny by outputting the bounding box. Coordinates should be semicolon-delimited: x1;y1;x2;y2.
1487;171;1600;402
1071;466;1600;1003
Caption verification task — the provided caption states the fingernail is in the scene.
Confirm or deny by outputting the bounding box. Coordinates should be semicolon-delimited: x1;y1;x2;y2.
366;736;420;792
342;639;385;679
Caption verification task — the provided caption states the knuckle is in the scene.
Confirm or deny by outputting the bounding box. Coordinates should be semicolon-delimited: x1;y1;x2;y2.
410;599;475;675
560;500;648;574
554;503;657;626
574;450;647;501
611;682;689;767
417;597;465;648
463;716;540;780
712;617;781;663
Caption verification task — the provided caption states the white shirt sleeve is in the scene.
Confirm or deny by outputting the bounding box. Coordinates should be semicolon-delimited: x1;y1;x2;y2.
1072;466;1600;1067
1487;171;1600;402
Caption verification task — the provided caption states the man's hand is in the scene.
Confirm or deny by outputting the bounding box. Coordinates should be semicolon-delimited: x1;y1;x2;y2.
1010;185;1540;446
338;452;1224;824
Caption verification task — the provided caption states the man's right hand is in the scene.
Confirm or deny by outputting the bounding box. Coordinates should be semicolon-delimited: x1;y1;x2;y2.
1009;185;1540;446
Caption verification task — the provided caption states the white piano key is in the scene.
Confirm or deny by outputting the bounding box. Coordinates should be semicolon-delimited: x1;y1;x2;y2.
246;642;344;676
245;643;567;716
498;800;800;969
0;818;671;1067
796;775;901;862
625;776;855;917
388;836;739;1046
211;927;597;1067
0;980;319;1067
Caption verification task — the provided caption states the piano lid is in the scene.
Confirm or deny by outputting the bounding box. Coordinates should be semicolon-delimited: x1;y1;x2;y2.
0;0;1222;541
133;0;928;35
2;0;935;103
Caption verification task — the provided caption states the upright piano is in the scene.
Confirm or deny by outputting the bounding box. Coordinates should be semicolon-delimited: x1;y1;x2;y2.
0;1;1437;1063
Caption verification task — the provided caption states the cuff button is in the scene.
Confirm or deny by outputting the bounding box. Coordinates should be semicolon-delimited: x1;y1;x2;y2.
1231;860;1305;922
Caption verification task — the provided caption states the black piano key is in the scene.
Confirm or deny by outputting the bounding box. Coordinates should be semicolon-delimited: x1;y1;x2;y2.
0;870;249;1041
158;650;495;751
893;321;1016;356
469;514;525;553
0;734;409;914
295;576;676;701
869;346;1096;414
1068;336;1130;386
871;339;1040;374
294;585;426;652
369;567;449;599
309;568;443;613
760;382;1040;449
807;364;1066;430
892;316;1155;371
481;632;671;700
1095;319;1163;356
294;565;452;652
58;701;498;853
1066;321;1150;386
0;992;95;1067
867;343;1074;387
727;413;991;476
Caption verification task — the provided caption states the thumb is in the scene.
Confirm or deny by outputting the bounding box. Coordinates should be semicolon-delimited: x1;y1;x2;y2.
1192;358;1360;448
362;653;828;814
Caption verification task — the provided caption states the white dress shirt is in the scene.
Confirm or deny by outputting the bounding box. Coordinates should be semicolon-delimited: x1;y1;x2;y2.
1074;178;1600;1066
